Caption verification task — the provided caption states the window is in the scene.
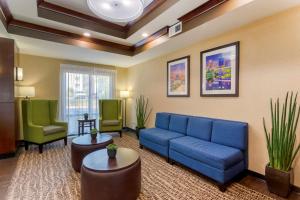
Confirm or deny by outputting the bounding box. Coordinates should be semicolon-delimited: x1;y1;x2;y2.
59;64;116;135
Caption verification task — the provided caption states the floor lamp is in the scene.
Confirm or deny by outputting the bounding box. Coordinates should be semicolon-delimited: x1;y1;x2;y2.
120;90;129;129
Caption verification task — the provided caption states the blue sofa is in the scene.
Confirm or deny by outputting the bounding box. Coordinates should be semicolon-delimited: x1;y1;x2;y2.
139;112;248;191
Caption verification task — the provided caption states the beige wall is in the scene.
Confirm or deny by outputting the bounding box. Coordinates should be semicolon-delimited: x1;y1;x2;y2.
127;7;300;186
17;54;128;99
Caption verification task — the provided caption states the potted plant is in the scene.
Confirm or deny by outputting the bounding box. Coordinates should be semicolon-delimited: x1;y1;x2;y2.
135;95;152;139
263;92;300;197
84;113;88;120
90;128;98;140
107;144;118;159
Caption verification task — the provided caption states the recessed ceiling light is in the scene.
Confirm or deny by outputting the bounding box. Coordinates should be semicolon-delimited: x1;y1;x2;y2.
101;2;112;10
83;32;91;37
142;33;149;38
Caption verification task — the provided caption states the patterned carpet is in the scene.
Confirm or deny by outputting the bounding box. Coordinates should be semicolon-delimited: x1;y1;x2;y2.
7;134;275;200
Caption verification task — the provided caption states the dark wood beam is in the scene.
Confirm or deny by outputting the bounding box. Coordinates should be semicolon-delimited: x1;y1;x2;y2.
133;26;169;55
127;0;178;37
7;19;133;56
125;0;167;29
37;0;127;39
178;0;227;23
0;0;12;29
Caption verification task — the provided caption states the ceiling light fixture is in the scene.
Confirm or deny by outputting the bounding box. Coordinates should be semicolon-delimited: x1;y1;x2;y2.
142;33;149;38
83;32;91;37
87;0;145;23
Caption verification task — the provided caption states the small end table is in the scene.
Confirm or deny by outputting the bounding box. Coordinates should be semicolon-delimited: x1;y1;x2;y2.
78;119;96;136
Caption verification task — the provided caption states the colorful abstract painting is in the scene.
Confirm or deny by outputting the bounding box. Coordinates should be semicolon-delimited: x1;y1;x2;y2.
167;56;190;97
201;42;239;97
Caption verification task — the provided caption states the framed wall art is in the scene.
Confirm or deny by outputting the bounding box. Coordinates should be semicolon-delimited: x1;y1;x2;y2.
200;41;240;97
167;56;190;97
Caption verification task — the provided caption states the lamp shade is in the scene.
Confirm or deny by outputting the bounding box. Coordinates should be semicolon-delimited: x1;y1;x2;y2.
120;90;129;98
15;86;35;98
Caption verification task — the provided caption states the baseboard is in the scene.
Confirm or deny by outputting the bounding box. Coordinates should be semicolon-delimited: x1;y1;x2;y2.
125;127;136;132
247;170;300;193
0;152;16;159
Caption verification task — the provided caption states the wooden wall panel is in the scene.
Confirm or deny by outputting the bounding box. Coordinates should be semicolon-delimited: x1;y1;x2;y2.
0;38;14;102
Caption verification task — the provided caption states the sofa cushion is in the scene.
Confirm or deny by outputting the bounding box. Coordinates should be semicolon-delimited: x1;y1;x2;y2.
187;117;212;141
43;125;65;136
102;120;120;126
169;136;243;170
155;113;170;130
140;128;184;146
169;115;188;134
211;120;248;150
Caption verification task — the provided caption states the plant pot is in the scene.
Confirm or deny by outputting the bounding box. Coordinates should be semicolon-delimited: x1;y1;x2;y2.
91;133;97;140
136;126;145;139
265;165;293;197
107;149;117;159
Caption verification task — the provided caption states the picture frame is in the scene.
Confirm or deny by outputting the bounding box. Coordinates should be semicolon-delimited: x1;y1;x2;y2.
167;56;190;97
200;41;240;97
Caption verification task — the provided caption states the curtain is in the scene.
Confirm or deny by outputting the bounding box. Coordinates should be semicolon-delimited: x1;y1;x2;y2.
59;64;116;135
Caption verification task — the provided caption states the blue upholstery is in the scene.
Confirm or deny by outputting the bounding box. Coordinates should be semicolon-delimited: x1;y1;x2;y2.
139;112;248;186
155;113;170;130
169;149;245;184
140;137;169;157
211;120;248;150
169;136;243;170
169;115;188;134
139;128;184;146
187;117;212;141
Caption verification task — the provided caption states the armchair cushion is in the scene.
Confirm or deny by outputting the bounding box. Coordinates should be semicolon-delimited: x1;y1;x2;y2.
102;120;120;126
43;125;66;136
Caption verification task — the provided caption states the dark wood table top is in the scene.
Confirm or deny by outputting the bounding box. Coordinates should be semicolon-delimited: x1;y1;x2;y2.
78;119;96;122
82;148;140;172
72;134;112;146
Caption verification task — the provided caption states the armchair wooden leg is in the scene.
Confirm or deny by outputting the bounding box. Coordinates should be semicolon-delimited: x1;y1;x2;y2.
119;131;122;138
39;144;43;154
64;137;67;146
25;141;29;151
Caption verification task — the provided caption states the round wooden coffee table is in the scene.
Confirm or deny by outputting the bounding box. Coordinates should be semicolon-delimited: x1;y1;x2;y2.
81;148;141;200
71;134;113;172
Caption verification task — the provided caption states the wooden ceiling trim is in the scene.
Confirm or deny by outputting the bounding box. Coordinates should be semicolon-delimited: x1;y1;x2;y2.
37;0;127;39
134;26;168;48
133;26;169;55
125;0;167;29
0;0;12;29
180;0;236;34
7;19;133;56
1;0;237;57
127;0;179;37
178;0;228;23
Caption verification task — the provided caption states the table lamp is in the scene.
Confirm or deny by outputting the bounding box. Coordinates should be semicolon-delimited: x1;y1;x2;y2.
15;86;35;99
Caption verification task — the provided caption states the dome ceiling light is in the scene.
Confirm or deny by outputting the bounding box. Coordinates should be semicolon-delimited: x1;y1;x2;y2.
87;0;145;23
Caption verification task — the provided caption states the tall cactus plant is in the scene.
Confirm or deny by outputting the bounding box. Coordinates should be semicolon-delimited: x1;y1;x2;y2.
263;92;300;171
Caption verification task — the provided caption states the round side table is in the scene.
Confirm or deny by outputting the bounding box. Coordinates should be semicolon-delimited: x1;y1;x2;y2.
81;148;141;200
71;134;113;172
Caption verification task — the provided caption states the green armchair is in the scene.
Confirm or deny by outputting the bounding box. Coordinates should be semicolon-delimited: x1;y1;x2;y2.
99;99;122;137
22;100;68;153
